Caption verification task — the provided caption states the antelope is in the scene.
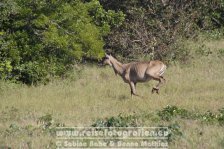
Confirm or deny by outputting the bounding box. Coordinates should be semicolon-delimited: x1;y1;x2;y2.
101;54;167;98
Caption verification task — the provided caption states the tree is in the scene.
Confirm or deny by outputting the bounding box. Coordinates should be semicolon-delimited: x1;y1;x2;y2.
0;0;124;84
100;0;224;62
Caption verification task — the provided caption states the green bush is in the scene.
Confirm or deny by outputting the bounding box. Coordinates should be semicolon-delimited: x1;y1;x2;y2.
92;114;139;127
158;105;224;125
157;105;192;121
0;0;125;84
217;108;224;125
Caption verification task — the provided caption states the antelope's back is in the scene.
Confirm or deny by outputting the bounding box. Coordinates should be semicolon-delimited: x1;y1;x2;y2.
148;60;166;76
127;60;166;81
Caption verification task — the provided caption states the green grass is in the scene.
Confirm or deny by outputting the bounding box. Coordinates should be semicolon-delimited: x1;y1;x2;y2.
0;39;224;148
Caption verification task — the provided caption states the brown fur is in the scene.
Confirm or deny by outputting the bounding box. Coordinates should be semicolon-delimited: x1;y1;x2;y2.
103;54;167;98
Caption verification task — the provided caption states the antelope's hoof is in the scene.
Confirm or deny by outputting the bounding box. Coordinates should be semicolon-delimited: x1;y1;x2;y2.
152;87;159;94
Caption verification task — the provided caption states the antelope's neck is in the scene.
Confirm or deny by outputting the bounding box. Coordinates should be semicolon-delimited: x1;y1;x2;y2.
111;59;125;76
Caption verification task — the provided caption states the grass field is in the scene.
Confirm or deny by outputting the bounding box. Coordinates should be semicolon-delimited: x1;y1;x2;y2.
0;39;224;148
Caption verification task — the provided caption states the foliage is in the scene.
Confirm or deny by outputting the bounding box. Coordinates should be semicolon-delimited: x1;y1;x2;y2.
100;0;224;62
202;28;224;40
217;108;224;125
91;112;184;143
157;105;192;121
92;114;139;127
158;105;224;125
92;105;224;129
0;0;124;84
37;113;54;129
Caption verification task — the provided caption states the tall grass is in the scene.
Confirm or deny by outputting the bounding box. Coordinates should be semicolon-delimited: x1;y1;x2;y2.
0;39;224;148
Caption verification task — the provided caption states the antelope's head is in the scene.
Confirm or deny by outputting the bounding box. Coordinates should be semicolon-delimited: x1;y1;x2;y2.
99;53;121;76
100;54;113;66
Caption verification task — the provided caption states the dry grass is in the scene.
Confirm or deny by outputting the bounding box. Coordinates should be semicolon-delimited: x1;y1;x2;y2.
0;39;224;148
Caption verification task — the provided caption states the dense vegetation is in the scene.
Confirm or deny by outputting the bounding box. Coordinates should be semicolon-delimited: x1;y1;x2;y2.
101;0;224;61
1;0;224;84
0;0;124;84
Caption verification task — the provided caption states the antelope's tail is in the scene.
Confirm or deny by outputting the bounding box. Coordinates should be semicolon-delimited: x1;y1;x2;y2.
159;64;167;76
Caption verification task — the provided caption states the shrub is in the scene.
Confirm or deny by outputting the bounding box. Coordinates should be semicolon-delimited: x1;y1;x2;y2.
101;0;224;62
157;105;192;121
217;108;224;125
0;0;125;84
92;114;139;127
37;114;54;129
158;105;224;126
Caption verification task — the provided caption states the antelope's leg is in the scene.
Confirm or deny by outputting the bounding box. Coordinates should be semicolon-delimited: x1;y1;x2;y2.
129;82;133;98
130;82;142;98
160;76;166;83
129;82;136;98
151;76;165;94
